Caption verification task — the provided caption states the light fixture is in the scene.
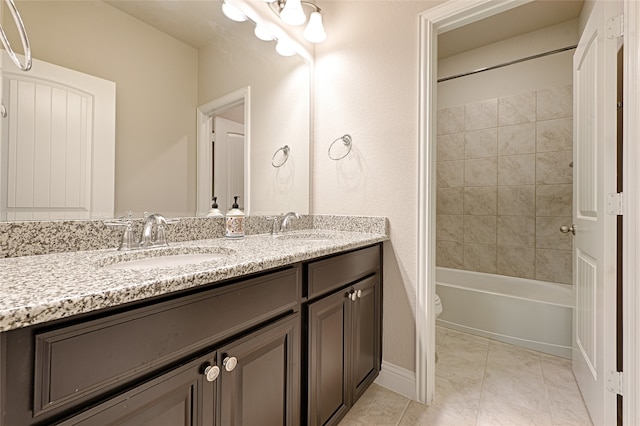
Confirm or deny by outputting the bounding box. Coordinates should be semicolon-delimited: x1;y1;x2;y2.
270;0;327;43
254;23;273;41
275;38;296;57
279;0;306;26
221;0;247;22
302;10;326;43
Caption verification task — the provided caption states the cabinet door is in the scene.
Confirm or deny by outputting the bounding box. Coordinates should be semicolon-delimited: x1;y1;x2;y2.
218;314;300;426
351;275;380;402
307;289;351;426
57;352;216;426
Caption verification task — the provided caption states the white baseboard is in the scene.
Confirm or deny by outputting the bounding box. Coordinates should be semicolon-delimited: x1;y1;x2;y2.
375;361;416;400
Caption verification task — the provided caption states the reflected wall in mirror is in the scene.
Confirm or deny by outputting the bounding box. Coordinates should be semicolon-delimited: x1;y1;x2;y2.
1;0;310;220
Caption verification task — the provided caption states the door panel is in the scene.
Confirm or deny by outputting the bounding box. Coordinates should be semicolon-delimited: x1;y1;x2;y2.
218;315;300;426
572;1;618;424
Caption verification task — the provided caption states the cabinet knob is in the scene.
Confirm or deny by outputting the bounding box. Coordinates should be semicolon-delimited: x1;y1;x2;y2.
223;356;238;372
203;364;220;382
348;291;357;302
356;289;362;299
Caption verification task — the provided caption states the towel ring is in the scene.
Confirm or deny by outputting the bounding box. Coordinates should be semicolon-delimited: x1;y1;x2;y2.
271;145;290;168
328;134;352;160
0;0;32;71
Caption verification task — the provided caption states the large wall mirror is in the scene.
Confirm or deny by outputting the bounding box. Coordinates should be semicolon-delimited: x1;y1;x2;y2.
0;0;310;220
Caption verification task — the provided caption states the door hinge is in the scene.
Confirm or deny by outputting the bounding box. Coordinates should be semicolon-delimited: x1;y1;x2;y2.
606;193;624;215
606;370;624;395
607;15;624;39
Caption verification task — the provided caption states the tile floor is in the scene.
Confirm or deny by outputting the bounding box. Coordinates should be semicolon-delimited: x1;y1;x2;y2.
339;327;593;426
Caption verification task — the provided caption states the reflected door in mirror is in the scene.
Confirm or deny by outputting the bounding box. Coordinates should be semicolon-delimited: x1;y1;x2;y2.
213;117;244;212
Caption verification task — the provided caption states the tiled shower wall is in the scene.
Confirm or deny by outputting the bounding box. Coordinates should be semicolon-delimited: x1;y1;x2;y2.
436;85;573;285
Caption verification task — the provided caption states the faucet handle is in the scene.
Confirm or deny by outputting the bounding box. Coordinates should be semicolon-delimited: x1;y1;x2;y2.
266;216;280;235
105;211;138;250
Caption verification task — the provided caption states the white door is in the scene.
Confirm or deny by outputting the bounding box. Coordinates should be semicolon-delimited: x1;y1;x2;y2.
572;1;618;424
213;116;244;212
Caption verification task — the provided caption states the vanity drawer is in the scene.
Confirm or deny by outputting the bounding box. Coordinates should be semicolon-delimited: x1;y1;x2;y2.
32;267;300;418
307;245;380;300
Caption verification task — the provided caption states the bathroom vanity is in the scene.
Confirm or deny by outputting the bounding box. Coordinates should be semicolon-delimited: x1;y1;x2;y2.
0;229;385;426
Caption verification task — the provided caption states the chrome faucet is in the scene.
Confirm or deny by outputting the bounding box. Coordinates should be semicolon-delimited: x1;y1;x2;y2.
280;211;300;233
139;213;170;248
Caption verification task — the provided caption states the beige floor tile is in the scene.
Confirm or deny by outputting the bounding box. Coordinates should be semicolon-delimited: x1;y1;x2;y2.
338;383;409;426
399;399;477;426
476;395;553;426
345;330;592;426
541;354;593;425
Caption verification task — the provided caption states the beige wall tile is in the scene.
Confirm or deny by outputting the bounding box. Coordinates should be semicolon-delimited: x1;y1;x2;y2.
464;215;497;244
536;216;573;251
464;243;497;273
464;187;497;215
497;215;535;247
536;249;572;284
437;133;465;161
498;123;535;156
437;160;465;188
498;154;535;185
499;91;536;126
437;187;464;214
437;241;464;269
465;128;498;159
536;184;572;217
536;118;573;152
498;185;535;215
497;246;536;279
437;214;464;242
465;98;498;131
537;85;573;121
536;150;573;184
465;157;497;187
438;105;465;135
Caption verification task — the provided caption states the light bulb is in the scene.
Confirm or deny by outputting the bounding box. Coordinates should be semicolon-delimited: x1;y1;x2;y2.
303;11;326;43
275;39;296;56
280;0;306;26
222;1;247;22
254;24;273;41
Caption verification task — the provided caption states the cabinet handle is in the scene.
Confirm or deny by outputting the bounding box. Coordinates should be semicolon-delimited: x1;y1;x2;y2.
348;291;357;302
356;289;362;299
203;364;220;382
223;356;238;372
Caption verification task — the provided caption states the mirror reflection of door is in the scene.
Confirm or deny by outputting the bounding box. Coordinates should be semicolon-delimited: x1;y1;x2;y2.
213;116;244;212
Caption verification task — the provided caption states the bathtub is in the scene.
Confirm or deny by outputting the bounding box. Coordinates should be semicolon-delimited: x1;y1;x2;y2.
436;267;573;358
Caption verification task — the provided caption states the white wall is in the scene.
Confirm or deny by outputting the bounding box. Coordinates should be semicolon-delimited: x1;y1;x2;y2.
438;20;578;107
314;1;442;372
6;1;199;218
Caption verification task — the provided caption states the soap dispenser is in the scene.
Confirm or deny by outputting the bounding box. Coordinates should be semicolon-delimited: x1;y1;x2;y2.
206;197;224;218
225;196;245;239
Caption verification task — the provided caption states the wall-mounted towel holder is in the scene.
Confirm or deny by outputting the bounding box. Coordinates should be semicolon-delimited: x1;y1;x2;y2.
328;134;352;160
271;145;290;168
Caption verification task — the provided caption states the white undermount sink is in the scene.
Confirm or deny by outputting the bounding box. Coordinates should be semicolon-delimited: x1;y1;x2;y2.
98;247;235;271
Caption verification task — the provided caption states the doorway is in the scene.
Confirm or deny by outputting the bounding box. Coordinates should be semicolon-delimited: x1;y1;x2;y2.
417;2;637;424
196;87;251;216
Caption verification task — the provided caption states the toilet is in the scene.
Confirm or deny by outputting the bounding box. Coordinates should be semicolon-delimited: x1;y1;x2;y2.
435;294;442;317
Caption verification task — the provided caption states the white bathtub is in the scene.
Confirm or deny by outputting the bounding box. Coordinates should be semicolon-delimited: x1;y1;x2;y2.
436;267;573;358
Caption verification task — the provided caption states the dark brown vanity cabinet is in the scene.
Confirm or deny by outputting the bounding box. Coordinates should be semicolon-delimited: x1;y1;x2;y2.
305;245;382;426
0;266;301;426
58;314;299;426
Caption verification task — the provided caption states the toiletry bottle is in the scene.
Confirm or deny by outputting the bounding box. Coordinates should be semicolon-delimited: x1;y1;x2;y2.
225;196;245;238
206;197;224;218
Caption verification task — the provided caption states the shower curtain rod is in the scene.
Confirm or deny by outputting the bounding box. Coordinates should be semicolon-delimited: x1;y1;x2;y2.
437;45;578;83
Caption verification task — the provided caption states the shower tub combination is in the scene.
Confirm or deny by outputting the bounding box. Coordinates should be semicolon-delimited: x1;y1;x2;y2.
436;267;573;359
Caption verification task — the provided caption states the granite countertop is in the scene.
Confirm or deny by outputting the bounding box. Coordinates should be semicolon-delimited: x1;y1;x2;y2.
0;230;387;332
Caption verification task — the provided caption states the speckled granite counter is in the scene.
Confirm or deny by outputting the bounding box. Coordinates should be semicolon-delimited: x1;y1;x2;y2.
0;229;387;332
